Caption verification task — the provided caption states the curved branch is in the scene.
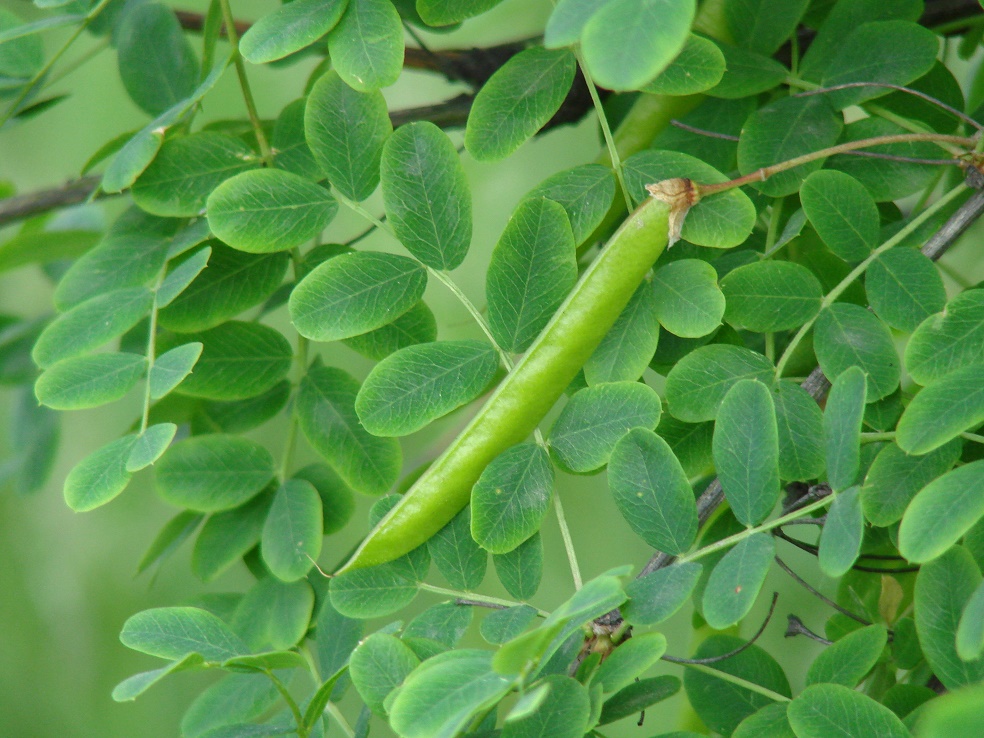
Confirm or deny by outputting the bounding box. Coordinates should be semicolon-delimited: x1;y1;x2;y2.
662;593;780;665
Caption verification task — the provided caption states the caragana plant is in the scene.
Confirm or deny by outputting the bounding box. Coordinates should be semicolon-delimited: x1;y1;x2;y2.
6;0;984;735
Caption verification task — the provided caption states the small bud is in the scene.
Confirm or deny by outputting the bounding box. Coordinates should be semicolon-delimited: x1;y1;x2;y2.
645;178;701;247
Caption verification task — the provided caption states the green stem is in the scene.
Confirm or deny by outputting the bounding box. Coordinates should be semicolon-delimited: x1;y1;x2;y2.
219;0;273;166
418;582;548;615
774;182;969;380
676;496;832;565
678;662;791;703
139;270;169;434
861;432;896;443
962;432;984;445
578;53;633;212
279;251;309;480
322;701;355;738
264;670;307;738
553;492;583;590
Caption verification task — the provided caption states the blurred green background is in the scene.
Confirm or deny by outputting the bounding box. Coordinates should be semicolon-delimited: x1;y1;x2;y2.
8;0;969;735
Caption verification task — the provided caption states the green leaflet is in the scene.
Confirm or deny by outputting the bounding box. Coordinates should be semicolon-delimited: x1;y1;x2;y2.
724;0;809;55
137;510;202;576
957;581;984;662
665;344;774;422
486;198;577;352
165;321;293;401
155;434;275;512
800;170;878;262
120;606;249;662
240;0;347;64
273;98;320;179
231;577;314;653
706;41;788;99
896;362;984;455
713;379;780;526
131;133;257;217
480;605;539;645
721;260;823;333
305;70;391;201
126;423;177;472
428;507;487;590
580;0;695;91
595;631;667;693
471;443;554;555
327;0;403;91
598;675;681;726
112;653;203;703
772;380;825;481
623;561;702;625
206;169;337;253
806;624;887;687
823;367;866;492
192;491;273;581
294;463;355;535
349;633;420;715
159;244;289;332
915;546;984;690
156;245;211;309
381;121;471;269
733;704;795;738
905;289;984;385
343;301;437;360
465;46;576;161
899;461;984;564
355;339;499;436
788;684;909;738
501;675;590;738
818;486;864;577
525;164;616;247
548;381;662;474
623;149;756;248
63;434;137;511
737;95;843;197
494;532;543;600
417;0;505;25
290;250;427;342
866;248;946;333
296;364;401;495
180;672;279;736
651;259;725;338
814;305;899;403
584;280;660;385
116;4;199;116
608;428;698;554
701;533;775;629
406;603;473;649
261;479;323;582
641;34;726;96
861;440;962;527
32;287;153;368
329;545;426;619
35;352;146;410
683;635;791;735
0;8;42;83
149;342;203;399
192;381;291;435
819;21;939;110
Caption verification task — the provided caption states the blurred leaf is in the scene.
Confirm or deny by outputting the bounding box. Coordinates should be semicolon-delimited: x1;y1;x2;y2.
0;316;43;385
598;675;680;725
905;289;984;385
405;602;473;648
807;624;887;687
231;577;314;651
608;428;698;554
957;581;984;662
290;250;427;342
181;673;280;737
823;366;866;492
296;365;402;494
294;462;355;535
494;532;543;600
381;121;472;269
192;491;273;581
327;0;403;91
642;34;726;96
581;0;694;91
168;321;292;401
112;653;204;703
701;532;775;629
159;245;288;331
861;440;961;527
240;0;347;64
156;434;275;512
818;486;864;577
787;683;908;738
652;259;725;338
800;170;878;262
665;344;774;422
0;228;100;273
724;0;808;55
207;169;337;253
126;423;177;472
156;245;212;309
5;386;59;495
815;305;899;403
915;546;984;690
315;598;362;697
120;606;249;662
273;98;320;179
0;8;43;81
261;479;323;582
35;352;145;410
417;0;505;25
356;339;499;436
428;506;487;590
116;4;199;116
721;260;823;333
132;133;257;217
342;301;437;360
502;674;590;738
465;46;576;161
549;381;662;474
487;199;576;353
350;632;420;715
916;682;984;738
584;281;660;385
714;379;780;525
471;443;553;555
480;605;539;645
772;380;825;481
305;69;390;201
896;362;984;455
623;561;701;625
525;164;615;246
150;342;203;399
866;248;945;333
737;95;843;197
544;0;609;47
899;460;984;564
193;380;290;434
63;433;136;511
733;703;795;738
706;41;788;99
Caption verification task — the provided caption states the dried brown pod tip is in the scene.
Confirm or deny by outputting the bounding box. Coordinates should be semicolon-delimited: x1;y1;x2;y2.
645;178;701;247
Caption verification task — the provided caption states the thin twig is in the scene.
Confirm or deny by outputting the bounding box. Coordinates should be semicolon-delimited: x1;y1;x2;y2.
662;593;779;665
774;556;870;625
785;615;833;645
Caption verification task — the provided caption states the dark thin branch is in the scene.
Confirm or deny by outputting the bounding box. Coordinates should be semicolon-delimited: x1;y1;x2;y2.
0;176;103;228
773;530;921;574
785;615;833;645
455;598;507;610
662;593;779;665
775;556;870;625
